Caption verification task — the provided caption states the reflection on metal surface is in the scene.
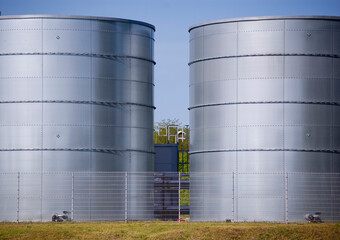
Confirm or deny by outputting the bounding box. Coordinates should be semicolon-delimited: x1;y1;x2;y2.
0;15;155;221
189;16;340;221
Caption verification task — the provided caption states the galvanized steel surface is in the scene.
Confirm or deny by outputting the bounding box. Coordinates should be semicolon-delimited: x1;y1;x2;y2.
189;16;340;221
0;15;155;220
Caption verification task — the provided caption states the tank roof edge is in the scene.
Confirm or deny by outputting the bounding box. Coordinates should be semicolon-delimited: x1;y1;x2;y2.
0;14;155;31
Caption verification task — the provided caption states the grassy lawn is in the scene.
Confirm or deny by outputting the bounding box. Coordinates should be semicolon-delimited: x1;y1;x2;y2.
0;222;339;240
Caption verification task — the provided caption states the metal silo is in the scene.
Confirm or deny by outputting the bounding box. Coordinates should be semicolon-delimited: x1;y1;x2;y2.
189;16;340;222
0;15;155;221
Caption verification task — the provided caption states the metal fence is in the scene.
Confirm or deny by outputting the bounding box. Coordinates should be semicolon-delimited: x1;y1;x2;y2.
0;172;339;222
190;172;340;222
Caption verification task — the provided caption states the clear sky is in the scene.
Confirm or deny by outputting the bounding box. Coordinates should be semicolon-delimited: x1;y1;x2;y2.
0;0;339;125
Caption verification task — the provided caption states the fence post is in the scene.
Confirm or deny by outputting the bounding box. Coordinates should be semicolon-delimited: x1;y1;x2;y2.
178;172;181;222
71;172;74;221
40;172;43;222
285;172;288;223
125;172;128;223
331;172;334;222
232;172;235;222
17;172;20;223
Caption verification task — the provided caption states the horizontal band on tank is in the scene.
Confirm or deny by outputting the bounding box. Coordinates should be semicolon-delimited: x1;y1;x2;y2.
189;101;340;110
0;124;153;128
0;15;155;31
237;196;284;199
0;76;155;86
190;124;340;128
188;53;340;65
189;149;340;155
0;52;156;65
0;148;155;155
188;77;336;84
0;100;156;109
187;172;335;174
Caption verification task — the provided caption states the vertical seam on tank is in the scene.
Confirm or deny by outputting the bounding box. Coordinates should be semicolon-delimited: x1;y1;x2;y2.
89;20;93;220
40;18;44;222
331;22;334;173
202;26;205;218
330;22;334;221
90;20;93;172
282;19;286;222
127;25;132;219
235;22;238;222
283;20;286;174
129;24;132;171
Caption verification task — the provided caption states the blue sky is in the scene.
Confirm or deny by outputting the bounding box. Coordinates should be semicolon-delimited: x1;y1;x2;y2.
0;0;340;125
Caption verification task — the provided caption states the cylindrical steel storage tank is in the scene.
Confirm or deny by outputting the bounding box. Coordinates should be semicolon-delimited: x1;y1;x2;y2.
189;16;340;222
0;15;155;221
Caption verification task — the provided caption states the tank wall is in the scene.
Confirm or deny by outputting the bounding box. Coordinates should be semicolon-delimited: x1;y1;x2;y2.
189;18;340;222
0;16;155;221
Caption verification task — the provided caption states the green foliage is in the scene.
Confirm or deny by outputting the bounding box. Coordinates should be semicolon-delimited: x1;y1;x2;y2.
180;189;190;206
155;118;182;128
154;118;183;144
178;151;189;172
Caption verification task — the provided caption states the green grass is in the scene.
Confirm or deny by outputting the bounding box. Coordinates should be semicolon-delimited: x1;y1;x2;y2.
0;222;339;240
180;189;190;206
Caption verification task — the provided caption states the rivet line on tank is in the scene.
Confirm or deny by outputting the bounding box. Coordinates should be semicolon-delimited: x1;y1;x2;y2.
289;172;340;175
0;28;155;39
189;124;340;128
0;76;155;86
189;149;340;154
232;172;287;175
0;100;155;109
188;53;340;65
238;196;284;199
0;124;154;129
0;52;156;64
191;29;332;35
0;28;41;31
189;101;340;110
190;77;336;84
0;148;155;154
